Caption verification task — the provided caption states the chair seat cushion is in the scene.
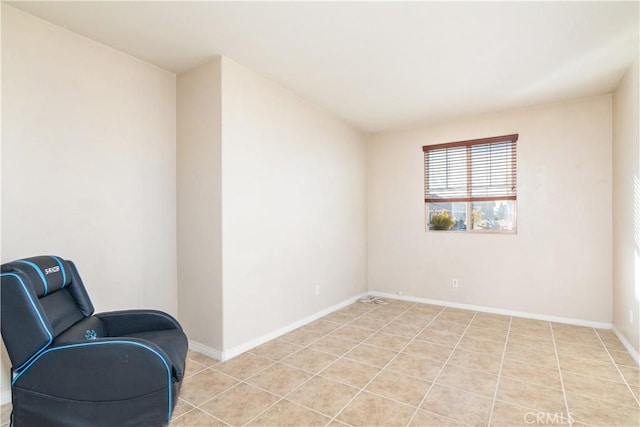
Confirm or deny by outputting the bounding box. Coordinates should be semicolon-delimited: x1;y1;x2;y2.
127;328;188;381
54;316;107;345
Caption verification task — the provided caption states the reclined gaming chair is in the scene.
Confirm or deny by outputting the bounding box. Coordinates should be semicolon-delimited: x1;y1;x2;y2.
0;255;188;427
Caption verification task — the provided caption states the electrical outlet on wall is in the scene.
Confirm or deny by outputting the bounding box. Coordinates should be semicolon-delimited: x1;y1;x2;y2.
315;285;320;296
452;279;459;288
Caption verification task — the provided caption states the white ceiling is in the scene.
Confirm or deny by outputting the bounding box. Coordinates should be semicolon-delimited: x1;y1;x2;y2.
7;1;639;132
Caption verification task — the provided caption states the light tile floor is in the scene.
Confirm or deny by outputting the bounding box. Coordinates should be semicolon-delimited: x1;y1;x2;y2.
1;299;638;426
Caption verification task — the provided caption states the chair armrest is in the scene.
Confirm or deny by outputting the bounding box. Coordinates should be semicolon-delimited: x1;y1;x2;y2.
13;338;175;404
96;309;182;336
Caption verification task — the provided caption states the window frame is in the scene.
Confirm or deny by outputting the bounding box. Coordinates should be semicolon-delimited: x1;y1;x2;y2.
423;134;518;234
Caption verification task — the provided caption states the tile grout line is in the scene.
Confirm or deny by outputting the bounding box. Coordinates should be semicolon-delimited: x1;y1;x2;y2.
288;319;512;378
314;341;501;386
321;302;426;426
172;392;231;426
324;303;444;426
239;301;417;427
324;323;565;394
178;308;639;426
549;323;573;427
172;359;234;424
593;328;640;407
196;315;392;427
485;316;513;426
197;378;332;426
179;315;360;423
170;357;215;422
178;373;246;425
405;310;480;426
192;330;355;423
203;308;377;425
182;359;208;380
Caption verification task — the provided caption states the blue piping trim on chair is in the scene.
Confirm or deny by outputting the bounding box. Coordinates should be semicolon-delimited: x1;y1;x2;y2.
48;256;67;288
15;260;48;295
12;341;173;422
0;273;53;372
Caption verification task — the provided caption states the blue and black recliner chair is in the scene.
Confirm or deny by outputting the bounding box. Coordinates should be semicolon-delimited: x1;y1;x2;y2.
1;255;188;426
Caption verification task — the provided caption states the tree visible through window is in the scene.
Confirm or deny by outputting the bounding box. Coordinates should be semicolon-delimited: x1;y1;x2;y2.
423;134;518;232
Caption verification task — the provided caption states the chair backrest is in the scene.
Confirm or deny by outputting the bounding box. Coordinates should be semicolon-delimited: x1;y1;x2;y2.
1;255;95;371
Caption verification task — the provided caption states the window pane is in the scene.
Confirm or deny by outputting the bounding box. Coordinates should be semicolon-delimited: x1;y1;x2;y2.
470;200;516;231
427;147;467;199
427;202;466;231
470;142;515;198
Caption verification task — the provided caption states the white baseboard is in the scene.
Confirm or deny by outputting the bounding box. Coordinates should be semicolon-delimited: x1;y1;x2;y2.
368;291;613;329
217;292;368;361
1;390;10;405
188;340;223;362
190;290;618;362
612;325;640;366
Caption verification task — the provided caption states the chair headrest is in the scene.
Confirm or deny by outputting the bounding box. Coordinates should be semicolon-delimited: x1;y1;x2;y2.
2;255;71;297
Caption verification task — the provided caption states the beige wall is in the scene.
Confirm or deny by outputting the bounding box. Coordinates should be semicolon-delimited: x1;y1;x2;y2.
176;60;223;351
1;5;177;398
612;59;640;353
2;1;636;400
220;58;368;350
368;96;613;323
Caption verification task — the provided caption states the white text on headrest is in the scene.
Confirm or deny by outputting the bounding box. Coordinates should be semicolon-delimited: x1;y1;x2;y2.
44;266;60;275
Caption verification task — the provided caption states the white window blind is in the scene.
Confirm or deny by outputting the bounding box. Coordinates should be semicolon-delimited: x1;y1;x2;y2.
423;134;518;203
